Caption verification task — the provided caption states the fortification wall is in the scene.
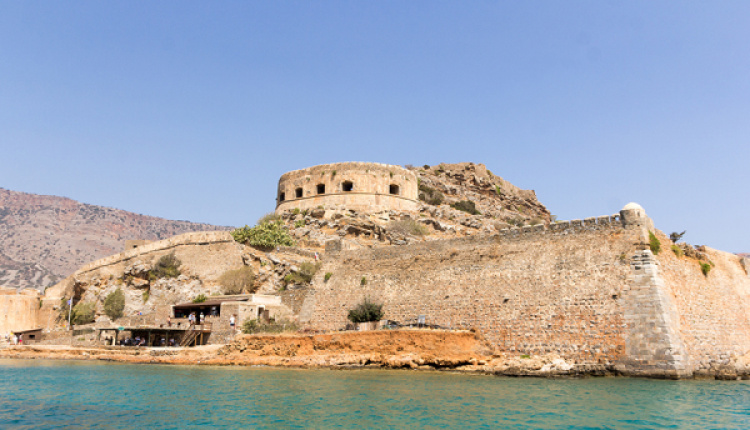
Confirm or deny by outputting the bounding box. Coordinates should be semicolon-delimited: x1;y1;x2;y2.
303;213;749;377
44;231;241;300
305;215;644;367
657;244;750;374
276;162;419;213
0;290;39;334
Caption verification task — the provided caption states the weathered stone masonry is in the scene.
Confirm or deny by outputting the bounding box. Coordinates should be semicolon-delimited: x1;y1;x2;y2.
302;208;750;377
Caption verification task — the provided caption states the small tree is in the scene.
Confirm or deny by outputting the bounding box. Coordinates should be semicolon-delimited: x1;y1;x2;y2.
193;294;207;303
347;298;384;323
670;231;686;243
151;253;181;279
219;266;256;295
71;302;96;325
103;288;125;320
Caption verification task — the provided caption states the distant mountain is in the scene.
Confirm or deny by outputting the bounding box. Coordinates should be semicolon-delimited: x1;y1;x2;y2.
0;188;231;291
738;253;750;258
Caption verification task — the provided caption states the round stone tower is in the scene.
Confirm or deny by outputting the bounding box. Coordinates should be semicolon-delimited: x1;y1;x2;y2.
619;202;654;231
275;162;419;214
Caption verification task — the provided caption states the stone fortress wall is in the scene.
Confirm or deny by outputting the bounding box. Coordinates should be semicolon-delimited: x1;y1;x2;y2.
302;206;750;377
275;162;419;214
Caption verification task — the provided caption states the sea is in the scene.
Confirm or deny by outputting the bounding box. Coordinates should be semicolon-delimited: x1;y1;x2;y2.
0;359;748;429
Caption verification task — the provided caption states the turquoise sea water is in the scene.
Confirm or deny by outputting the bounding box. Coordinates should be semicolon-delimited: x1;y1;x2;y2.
0;359;748;429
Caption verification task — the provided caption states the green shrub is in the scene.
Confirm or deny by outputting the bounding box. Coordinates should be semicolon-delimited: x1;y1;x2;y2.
292;208;301;215
495;185;502;196
360;276;367;286
294;220;305;228
142;289;150;303
387;219;429;236
324;272;333;282
71;302;96;325
231;221;295;248
219;266;257;295
283;262;320;285
193;294;207;303
347;298;384;323
520;354;531;359
649;231;661;255
451;200;481;215
242;318;299;334
671;245;684;258
418;184;444;205
151;253;181;279
257;212;282;224
103;288;125;320
700;261;711;276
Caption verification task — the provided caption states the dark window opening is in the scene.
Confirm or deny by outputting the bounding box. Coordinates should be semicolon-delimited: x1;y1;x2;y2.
279;192;285;202
295;188;303;198
342;181;354;192
317;184;325;194
389;184;400;195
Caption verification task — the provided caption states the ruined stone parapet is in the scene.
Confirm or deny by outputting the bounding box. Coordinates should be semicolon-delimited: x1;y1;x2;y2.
75;231;234;275
275;162;419;214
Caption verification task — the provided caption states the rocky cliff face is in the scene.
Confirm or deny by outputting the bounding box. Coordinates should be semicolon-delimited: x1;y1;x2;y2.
0;188;230;291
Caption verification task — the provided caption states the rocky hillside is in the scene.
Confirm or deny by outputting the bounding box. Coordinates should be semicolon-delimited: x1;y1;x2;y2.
0;188;230;291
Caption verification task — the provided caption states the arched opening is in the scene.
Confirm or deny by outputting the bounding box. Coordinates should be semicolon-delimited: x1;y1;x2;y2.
342;181;354;192
317;184;325;194
279;192;285;202
295;188;303;198
389;184;400;195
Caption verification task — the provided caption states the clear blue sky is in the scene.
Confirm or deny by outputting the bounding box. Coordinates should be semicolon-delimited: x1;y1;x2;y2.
1;2;748;252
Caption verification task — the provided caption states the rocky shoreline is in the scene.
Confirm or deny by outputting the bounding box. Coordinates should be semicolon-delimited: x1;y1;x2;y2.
2;330;748;380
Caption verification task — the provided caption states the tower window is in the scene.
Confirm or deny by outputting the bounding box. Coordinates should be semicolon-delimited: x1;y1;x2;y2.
317;184;325;194
389;184;400;195
342;181;354;192
295;188;303;198
279;192;285;202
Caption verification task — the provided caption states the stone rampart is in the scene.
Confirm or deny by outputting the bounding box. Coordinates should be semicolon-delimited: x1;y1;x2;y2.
276;162;419;213
657;245;750;375
305;215;637;365
302;212;750;377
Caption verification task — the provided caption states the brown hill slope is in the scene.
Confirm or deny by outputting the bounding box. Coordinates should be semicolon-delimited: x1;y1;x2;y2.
0;188;230;291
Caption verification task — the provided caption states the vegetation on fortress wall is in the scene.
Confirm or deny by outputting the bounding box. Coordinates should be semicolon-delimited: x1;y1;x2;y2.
219;266;257;295
231;221;295;248
418;183;444;205
284;262;320;286
150;253;182;279
348;298;384;323
103;288;125;320
71;302;96;325
649;231;661;255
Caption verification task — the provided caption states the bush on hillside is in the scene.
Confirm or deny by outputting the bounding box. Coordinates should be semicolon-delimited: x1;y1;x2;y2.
231;221;295;248
150;253;181;279
347;298;384;323
219;266;257;295
387;219;429;236
283;262;320;285
451;200;481;215
103;288;125;320
71;302;96;325
418;184;444;205
257;212;282;224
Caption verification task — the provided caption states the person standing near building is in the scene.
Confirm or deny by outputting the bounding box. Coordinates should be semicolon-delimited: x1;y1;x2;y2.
199;312;204;325
229;314;236;331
